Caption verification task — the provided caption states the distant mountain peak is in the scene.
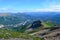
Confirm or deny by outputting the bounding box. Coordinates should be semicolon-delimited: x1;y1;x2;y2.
0;13;10;16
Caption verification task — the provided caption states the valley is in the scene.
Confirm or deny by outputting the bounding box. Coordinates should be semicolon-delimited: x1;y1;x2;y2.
0;12;60;40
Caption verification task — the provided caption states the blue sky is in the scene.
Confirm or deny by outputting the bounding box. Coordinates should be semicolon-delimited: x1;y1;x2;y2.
0;0;60;12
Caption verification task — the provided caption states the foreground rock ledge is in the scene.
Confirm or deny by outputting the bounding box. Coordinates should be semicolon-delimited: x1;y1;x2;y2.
0;38;33;40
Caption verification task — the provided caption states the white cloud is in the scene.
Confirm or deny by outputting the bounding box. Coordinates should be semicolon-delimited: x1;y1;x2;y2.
20;5;60;12
0;7;19;13
0;5;60;12
35;5;60;12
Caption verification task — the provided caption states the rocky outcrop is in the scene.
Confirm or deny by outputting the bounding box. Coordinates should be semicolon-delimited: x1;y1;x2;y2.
29;20;42;29
31;27;60;40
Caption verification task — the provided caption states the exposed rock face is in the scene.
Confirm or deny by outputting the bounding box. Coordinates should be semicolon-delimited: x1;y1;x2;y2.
30;20;42;29
31;27;60;40
43;28;60;40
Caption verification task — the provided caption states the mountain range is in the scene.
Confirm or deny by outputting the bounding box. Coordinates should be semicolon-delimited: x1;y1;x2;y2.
0;12;60;30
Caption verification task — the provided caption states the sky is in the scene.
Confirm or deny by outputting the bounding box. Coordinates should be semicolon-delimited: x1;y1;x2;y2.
0;0;60;12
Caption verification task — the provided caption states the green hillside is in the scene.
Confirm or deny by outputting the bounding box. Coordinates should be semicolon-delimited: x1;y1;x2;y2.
0;29;43;40
42;21;55;28
27;21;55;34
